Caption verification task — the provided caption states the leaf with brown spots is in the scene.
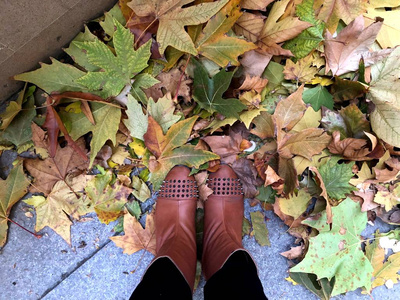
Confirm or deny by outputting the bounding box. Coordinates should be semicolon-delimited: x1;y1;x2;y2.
291;198;373;296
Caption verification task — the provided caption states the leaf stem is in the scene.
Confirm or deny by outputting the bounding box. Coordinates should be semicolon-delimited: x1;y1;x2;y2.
134;18;158;49
7;217;42;239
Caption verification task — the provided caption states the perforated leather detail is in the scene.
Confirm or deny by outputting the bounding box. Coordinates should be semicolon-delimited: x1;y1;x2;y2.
159;179;199;198
207;177;244;196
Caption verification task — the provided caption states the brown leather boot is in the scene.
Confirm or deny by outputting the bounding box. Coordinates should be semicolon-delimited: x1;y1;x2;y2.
151;166;198;291
202;164;252;280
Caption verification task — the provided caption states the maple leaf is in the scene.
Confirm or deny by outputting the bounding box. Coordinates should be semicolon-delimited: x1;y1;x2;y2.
283;54;318;83
144;116;219;190
0;96;36;147
85;170;132;224
313;156;356;200
324;16;386;76
373;184;400;212
278;189;312;219
74;19;152;98
316;0;367;33
60;102;121;168
273;85;306;131
24;139;88;195
364;0;400;48
235;0;311;56
367;47;400;147
191;58;246;118
110;210;156;255
278;128;331;160
291;198;373;296
127;0;228;55
24;174;92;245
0;164;30;247
250;211;270;246
195;0;256;67
284;0;325;59
148;94;180;133
13;58;86;94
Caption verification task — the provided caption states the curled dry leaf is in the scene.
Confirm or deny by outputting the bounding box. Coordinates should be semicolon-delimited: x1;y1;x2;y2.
281;245;304;260
237;74;269;93
194;171;213;203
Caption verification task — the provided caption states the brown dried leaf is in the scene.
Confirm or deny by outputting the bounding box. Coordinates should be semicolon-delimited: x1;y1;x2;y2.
281;245;303;260
195;171;213;202
24;139;88;195
110;211;156;255
238;74;269;93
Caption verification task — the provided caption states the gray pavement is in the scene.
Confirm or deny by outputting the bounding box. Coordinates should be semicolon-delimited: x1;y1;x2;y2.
1;197;399;299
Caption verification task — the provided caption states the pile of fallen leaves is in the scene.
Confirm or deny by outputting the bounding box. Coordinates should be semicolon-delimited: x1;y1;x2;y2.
1;0;400;298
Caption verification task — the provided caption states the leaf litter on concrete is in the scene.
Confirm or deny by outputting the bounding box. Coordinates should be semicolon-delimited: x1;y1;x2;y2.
1;0;400;297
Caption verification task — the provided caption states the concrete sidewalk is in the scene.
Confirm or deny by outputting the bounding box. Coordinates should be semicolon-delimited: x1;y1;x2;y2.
1;198;399;300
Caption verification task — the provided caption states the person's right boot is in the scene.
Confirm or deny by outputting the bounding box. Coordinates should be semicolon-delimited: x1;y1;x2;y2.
202;164;251;280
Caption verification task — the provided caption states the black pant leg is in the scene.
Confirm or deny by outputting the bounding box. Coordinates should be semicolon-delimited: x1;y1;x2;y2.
204;250;268;300
130;257;192;300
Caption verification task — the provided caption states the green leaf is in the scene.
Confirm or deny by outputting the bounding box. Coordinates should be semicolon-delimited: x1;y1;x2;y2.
195;0;256;67
131;73;160;104
192;58;246;118
256;185;276;204
368;47;400;147
316;157;356;200
303;85;334;111
278;189;311;219
64;25;99;72
13;58;86;93
100;4;126;36
263;61;285;91
284;0;325;59
321;104;370;139
75;20;152;97
331;76;367;102
148;95;181;134
126;200;142;220
123;95;148;141
290;272;334;300
61;102;121;168
131;176;151;202
0;164;30;247
291;198;373;296
151;145;220;190
250;211;270;246
85;171;132;224
1;97;36;147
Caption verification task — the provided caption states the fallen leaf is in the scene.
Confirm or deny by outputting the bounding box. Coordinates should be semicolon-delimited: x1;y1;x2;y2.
194;171;213;202
232;157;260;198
250;111;275;139
354;189;379;212
291;198;373;296
291;107;321;133
273;85;306;131
24;139;88;195
278;189;312;219
316;0;367;33
239;49;272;78
366;239;400;289
145;68;192;102
278;128;331;160
302;85;334;111
131;175;151;202
128;0;228;55
148;94;180;134
368;47;400;147
328;131;372;160
324;15;384;76
373;184;400;212
123;95;148;141
110;211;156;255
250;211;270;246
237;75;269;93
192;58;246;118
24;174;92;245
0;164;30;247
283;55;318;83
350;162;374;187
281;245;303;260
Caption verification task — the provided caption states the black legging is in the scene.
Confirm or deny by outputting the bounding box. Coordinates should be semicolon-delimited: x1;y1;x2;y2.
131;250;268;300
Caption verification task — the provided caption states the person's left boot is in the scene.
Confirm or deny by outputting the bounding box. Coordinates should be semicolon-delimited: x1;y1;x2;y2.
151;166;198;290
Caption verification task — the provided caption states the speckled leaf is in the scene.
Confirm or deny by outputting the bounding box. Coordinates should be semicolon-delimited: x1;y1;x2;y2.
250;211;270;246
291;198;373;296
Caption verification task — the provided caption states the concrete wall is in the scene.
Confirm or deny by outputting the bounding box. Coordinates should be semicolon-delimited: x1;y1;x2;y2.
0;0;117;103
